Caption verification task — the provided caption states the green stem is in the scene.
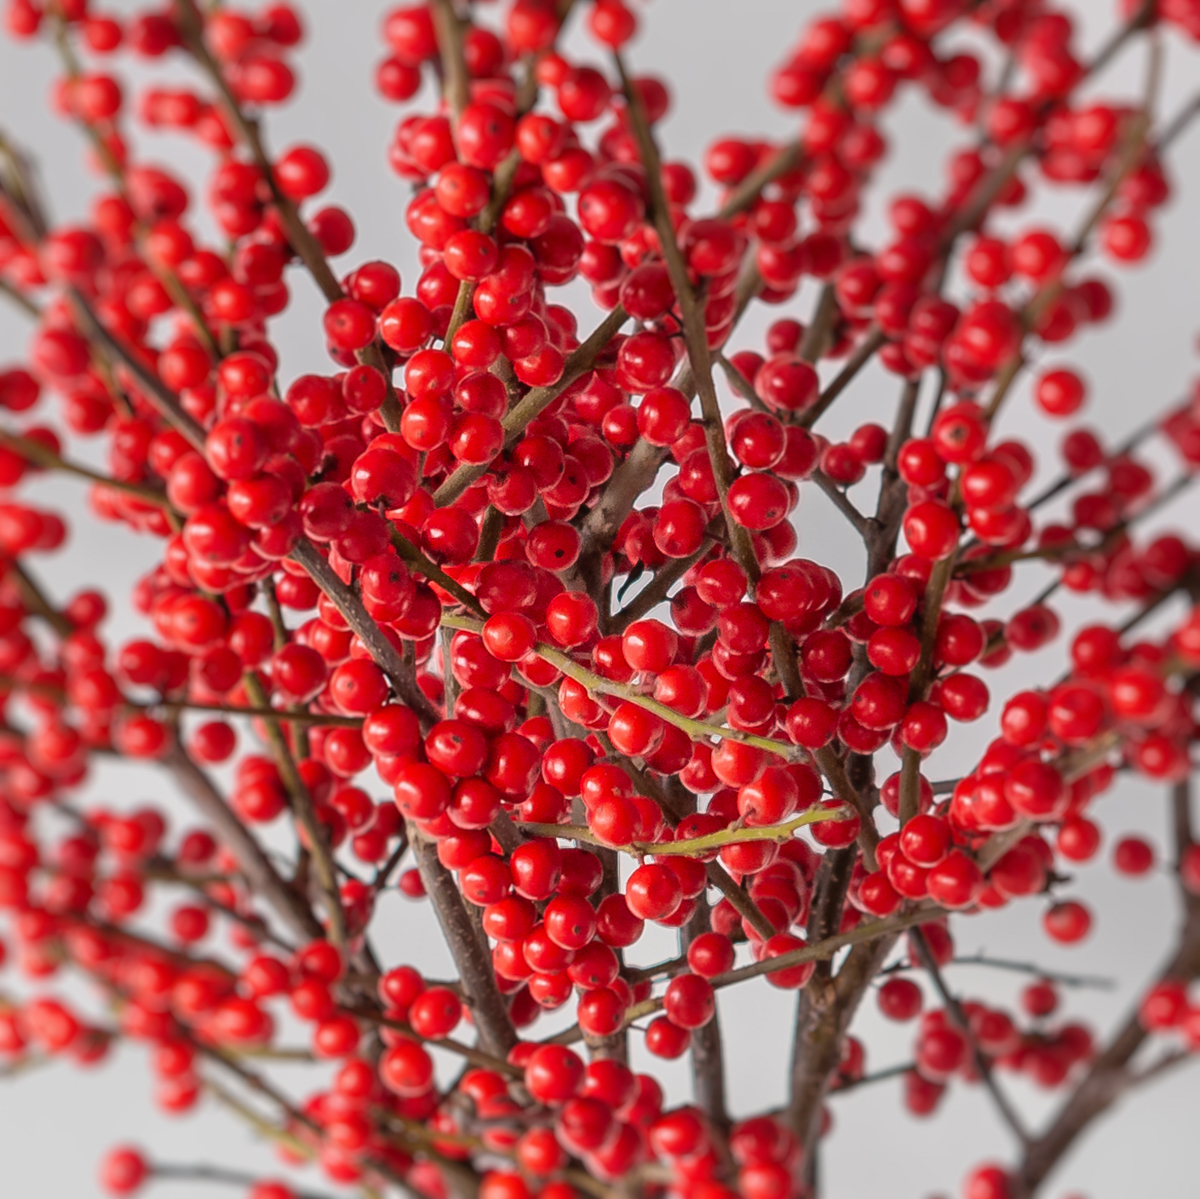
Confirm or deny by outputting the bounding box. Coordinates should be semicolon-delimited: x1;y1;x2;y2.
441;613;799;759
515;804;852;857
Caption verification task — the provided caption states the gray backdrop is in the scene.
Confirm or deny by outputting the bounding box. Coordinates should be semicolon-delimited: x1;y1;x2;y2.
1;2;1199;1195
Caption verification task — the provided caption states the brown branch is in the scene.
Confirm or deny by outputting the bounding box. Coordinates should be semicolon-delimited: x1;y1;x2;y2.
1025;409;1161;514
242;672;347;951
1158;91;1200;151
717;142;804;220
67;286;207;451
986;44;1159;422
612;537;716;631
172;2;404;429
813;745;880;868
551;904;941;1046
910;927;1032;1146
882;953;1116;991
796;328;887;430
810;470;872;537
162;741;323;944
6;559;73;638
391;529;486;616
578;434;668;559
786;368;925;1167
1126;1048;1193;1089
1014;776;1200;1196
152;1164;336;1199
351;1004;520;1077
172;3;340;302
798;284;837;365
409;832;518;1058
430;0;470;121
683;897;731;1135
0;427;173;509
788;926;902;1166
0;669;362;735
289;540;441;729
707;861;777;942
614;51;759;583
0;275;41;319
433;304;629;506
829;1060;915;1095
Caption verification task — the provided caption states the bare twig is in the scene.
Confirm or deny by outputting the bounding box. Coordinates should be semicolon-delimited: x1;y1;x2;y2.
242;672;347;951
163;741;323;944
910;927;1032;1147
615;51;759;583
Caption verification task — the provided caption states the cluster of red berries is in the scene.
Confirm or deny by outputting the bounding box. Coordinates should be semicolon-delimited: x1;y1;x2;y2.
0;0;1199;1198
865;930;1099;1120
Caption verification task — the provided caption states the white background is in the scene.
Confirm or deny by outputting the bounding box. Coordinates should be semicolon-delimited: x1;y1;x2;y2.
2;1;1200;1196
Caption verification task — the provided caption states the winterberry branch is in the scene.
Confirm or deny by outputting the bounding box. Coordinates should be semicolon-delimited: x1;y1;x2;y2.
145;860;298;955
290;539;441;728
440;612;799;758
611;545;715;630
162;739;324;944
716;142;804;222
1088;0;1157;76
683;898;732;1134
351;1004;521;1078
515;804;852;857
897;552;955;826
152;1164;336;1199
391;528;486;616
433;303;629;506
985;49;1159;424
0;560;326;947
1024;409;1162;515
828;1060;915;1095
0;274;40;319
706;861;779;944
0;669;361;727
44;21;223;359
1013;777;1200;1196
1126;1047;1194;1088
0;427;174;509
797;284;838;365
910;926;1033;1147
6;558;73;638
429;0;470;122
200;1076;311;1161
552;903;943;1046
174;3;340;302
171;1;405;430
615;51;760;584
0;3;1196;1196
1158;90;1200;151
65;285;207;449
241;671;348;952
810;469;872;537
408;832;518;1058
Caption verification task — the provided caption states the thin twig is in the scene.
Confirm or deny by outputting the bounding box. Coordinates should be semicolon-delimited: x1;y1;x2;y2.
442;613;801;759
551;904;942;1045
615;51;759;584
433;304;629;506
242;672;347;951
910;927;1032;1147
164;740;324;944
